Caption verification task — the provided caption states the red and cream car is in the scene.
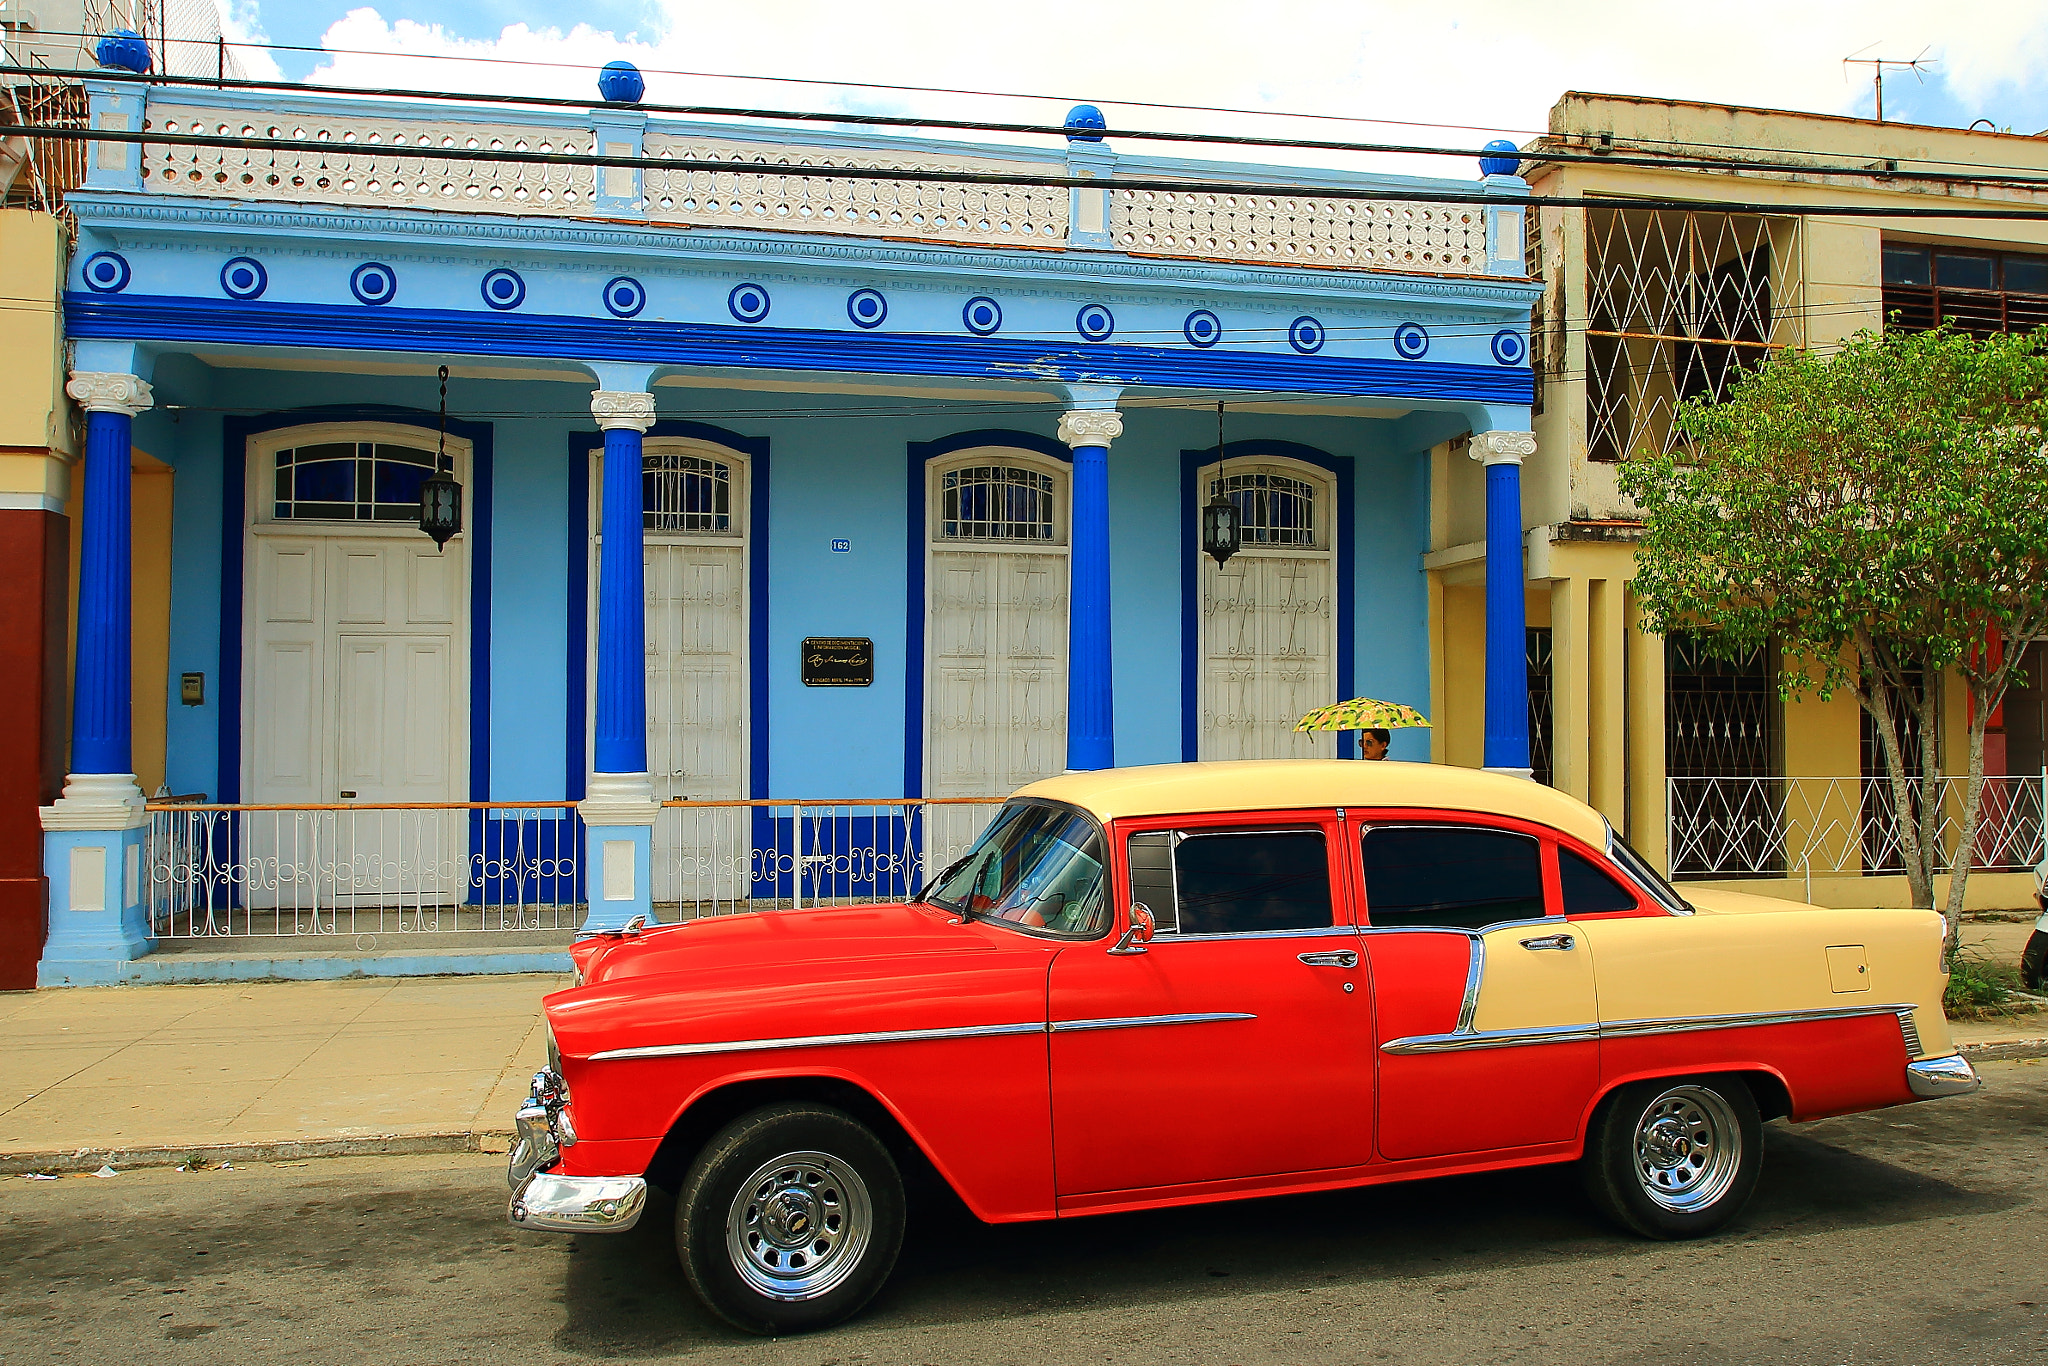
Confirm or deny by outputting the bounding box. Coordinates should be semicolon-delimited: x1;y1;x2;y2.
508;761;1978;1334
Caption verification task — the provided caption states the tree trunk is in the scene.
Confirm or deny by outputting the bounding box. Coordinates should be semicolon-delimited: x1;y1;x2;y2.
1856;632;1932;909
1941;699;1992;960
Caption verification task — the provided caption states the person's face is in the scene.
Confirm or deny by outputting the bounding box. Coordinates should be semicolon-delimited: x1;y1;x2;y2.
1359;733;1389;761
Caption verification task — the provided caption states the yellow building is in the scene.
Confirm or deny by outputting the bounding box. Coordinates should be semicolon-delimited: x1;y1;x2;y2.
1434;91;2048;907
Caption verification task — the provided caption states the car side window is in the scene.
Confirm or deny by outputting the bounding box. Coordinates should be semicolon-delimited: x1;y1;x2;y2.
1558;847;1639;915
1124;828;1333;936
1360;825;1546;930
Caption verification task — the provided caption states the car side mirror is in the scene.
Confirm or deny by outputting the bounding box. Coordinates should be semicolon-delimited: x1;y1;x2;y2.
1109;902;1156;955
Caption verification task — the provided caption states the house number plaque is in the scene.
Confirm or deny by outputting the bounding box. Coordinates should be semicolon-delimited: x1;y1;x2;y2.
801;637;874;687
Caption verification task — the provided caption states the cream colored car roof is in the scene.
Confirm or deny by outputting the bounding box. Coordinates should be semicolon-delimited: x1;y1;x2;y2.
1015;760;1611;848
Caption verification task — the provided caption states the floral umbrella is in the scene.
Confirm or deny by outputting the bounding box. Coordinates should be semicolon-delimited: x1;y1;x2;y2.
1294;697;1432;733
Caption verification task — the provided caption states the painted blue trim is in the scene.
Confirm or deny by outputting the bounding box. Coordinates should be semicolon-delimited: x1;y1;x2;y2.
218;406;495;806
67;294;1536;405
72;410;135;775
1484;458;1531;770
219;256;267;300
349;262;397;306
1068;441;1113;770
602;276;646;319
728;282;771;323
1394;323;1429;360
568;420;771;801
480;268;525;310
1178;440;1355;762
593;426;648;775
903;429;1072;798
82;251;130;292
1077;304;1115;341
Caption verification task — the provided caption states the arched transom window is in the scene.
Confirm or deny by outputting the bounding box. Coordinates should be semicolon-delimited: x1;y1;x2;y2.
644;453;734;534
1208;468;1321;549
939;464;1057;542
272;439;438;522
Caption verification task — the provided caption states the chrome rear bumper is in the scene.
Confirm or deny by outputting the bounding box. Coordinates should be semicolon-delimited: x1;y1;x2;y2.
509;1169;647;1233
1906;1053;1980;1098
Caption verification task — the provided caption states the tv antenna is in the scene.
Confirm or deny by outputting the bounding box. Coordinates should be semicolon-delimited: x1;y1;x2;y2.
1843;44;1936;123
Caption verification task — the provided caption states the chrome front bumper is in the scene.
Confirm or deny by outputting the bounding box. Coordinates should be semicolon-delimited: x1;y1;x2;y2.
1906;1053;1981;1099
504;1067;646;1234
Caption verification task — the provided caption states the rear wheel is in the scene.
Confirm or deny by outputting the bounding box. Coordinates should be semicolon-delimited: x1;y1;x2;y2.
2021;930;2048;992
675;1103;905;1335
1581;1076;1762;1239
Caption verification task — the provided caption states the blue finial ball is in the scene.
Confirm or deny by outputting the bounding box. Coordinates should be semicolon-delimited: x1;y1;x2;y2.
1479;139;1521;177
598;60;645;104
1064;104;1107;142
95;28;153;74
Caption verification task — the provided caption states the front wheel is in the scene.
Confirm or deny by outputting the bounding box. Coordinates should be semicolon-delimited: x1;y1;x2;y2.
676;1103;905;1335
1580;1077;1762;1239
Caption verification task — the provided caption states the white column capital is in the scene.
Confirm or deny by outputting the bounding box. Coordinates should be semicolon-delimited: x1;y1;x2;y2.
1057;409;1124;450
1469;430;1536;466
591;390;656;433
40;773;149;831
579;771;662;826
66;372;153;418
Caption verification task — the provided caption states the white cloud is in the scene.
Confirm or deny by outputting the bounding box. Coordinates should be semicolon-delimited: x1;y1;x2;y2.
256;1;2048;176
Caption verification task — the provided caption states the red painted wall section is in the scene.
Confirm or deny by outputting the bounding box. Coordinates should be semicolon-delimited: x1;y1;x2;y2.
0;507;69;989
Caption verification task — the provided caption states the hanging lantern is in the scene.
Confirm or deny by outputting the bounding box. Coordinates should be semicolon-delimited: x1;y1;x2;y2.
419;364;463;550
1202;401;1241;566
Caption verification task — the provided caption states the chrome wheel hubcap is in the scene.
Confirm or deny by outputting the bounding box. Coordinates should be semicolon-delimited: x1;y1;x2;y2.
726;1150;872;1301
1632;1085;1741;1213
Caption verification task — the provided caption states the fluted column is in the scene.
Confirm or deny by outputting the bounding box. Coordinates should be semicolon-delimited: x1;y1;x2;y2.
1472;429;1536;775
1058;406;1122;772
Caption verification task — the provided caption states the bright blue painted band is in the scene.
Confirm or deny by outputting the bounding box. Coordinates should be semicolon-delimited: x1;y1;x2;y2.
65;294;1534;404
1067;441;1113;771
1483;458;1531;770
594;425;648;775
72;409;134;775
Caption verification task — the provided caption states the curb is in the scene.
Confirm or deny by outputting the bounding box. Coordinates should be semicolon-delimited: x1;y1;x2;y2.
1959;1037;2048;1063
0;1129;512;1177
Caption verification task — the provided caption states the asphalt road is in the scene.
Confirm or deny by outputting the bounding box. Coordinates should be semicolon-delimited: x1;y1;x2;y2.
3;1061;2045;1366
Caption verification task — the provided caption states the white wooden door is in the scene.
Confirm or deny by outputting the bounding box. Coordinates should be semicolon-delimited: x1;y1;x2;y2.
246;536;466;907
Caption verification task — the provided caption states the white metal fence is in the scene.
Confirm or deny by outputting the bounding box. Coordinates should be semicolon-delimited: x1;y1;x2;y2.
1667;775;2048;881
146;797;1005;940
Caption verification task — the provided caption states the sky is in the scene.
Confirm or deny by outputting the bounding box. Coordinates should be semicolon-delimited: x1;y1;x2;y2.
205;0;2048;175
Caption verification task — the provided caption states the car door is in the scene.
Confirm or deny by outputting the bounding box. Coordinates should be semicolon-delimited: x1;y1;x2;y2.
1356;816;1602;1162
1046;812;1376;1200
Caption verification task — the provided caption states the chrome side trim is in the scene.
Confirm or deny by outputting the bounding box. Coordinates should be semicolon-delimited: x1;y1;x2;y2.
1381;1001;1921;1056
1051;1011;1258;1033
1905;1053;1980;1098
1897;1009;1926;1060
1456;936;1485;1033
1381;1023;1601;1055
589;1020;1045;1062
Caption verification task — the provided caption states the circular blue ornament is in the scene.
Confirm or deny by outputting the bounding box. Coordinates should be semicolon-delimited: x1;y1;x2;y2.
219;256;267;300
95;29;152;73
1478;139;1522;177
597;61;645;104
1183;310;1222;348
962;296;1002;336
847;289;888;329
727;283;771;323
350;262;397;306
1075;304;1114;341
1491;328;1528;366
602;276;646;318
82;251;130;293
480;269;525;311
1064;104;1107;142
1288;316;1326;354
1393;322;1430;360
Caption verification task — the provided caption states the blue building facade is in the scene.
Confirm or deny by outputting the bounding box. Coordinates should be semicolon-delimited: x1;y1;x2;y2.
36;67;1541;982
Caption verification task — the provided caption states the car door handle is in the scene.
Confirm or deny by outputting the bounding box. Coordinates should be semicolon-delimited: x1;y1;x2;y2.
1298;950;1358;968
1519;933;1576;952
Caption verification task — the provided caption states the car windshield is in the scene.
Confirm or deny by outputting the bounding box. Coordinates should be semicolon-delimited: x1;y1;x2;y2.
926;802;1108;936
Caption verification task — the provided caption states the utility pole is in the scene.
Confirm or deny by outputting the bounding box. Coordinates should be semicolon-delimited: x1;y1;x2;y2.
1843;46;1936;123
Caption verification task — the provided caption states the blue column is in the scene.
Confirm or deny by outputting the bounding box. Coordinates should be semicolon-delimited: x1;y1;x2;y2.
1059;407;1122;771
1476;430;1536;773
594;419;649;776
72;408;136;775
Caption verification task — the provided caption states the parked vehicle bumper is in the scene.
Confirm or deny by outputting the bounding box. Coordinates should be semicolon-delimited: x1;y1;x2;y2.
1905;1053;1980;1099
508;1169;648;1233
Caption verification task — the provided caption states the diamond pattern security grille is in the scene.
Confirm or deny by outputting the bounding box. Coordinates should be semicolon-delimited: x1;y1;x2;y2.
1527;628;1554;788
1585;209;1799;462
1860;667;1931;874
1666;635;1778;876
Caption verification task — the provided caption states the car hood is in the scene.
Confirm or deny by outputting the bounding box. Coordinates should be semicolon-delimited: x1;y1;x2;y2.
571;901;987;986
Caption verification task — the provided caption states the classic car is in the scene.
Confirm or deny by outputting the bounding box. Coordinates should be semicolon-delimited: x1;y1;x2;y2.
507;760;1979;1335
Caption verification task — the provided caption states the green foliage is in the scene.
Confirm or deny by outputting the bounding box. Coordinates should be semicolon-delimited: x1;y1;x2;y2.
1943;948;2026;1020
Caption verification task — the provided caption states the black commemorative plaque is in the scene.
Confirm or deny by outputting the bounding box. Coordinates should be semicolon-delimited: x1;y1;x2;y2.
801;636;874;687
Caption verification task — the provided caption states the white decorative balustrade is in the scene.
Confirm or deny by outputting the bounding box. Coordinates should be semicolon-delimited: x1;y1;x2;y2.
1110;188;1488;272
1667;775;2047;882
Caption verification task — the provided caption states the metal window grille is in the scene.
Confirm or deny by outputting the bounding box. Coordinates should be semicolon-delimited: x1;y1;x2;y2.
1665;634;1779;875
1859;667;1931;874
643;453;733;534
940;465;1055;541
272;441;436;522
1585;209;1798;462
1209;469;1318;548
1526;627;1554;787
1879;244;2048;337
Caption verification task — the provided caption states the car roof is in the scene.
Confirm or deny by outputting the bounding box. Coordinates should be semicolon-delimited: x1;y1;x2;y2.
1014;759;1611;847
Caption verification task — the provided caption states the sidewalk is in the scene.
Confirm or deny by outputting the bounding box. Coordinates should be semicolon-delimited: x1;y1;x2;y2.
1;974;565;1173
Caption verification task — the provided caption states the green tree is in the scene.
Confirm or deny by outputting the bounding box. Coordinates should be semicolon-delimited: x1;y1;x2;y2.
1620;325;2048;950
